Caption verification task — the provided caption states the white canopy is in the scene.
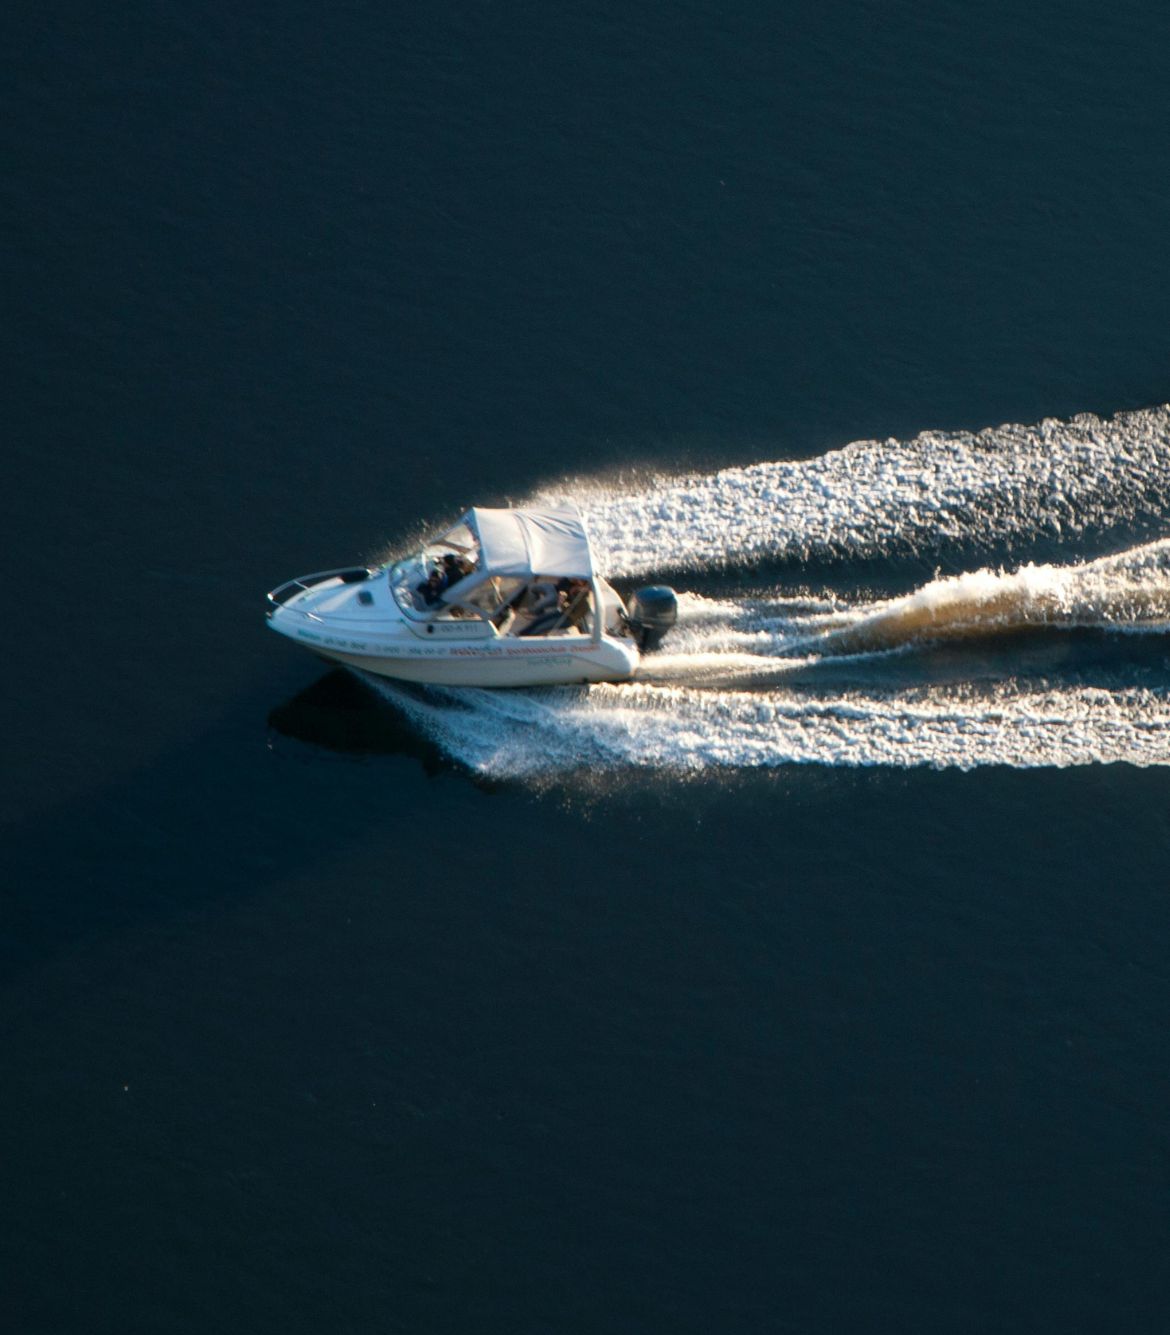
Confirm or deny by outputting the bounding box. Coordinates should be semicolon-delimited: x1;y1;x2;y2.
468;504;595;580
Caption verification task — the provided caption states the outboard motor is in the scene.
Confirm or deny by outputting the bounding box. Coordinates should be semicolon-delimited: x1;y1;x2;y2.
627;586;678;652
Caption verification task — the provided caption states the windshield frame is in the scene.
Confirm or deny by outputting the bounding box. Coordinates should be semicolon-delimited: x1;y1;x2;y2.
386;517;485;618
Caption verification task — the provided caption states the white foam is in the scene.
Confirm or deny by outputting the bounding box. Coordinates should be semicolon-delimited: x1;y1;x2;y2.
541;406;1170;576
369;676;1170;777
805;539;1170;655
626;542;1170;665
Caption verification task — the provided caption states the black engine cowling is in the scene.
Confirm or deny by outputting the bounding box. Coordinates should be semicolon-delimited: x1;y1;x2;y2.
627;585;678;652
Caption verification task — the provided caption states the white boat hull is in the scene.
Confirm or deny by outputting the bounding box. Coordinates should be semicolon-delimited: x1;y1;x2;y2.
301;637;639;687
267;583;640;686
265;503;669;689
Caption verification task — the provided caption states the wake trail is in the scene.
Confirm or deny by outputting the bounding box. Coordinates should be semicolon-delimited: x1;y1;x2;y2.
358;406;1170;778
366;674;1170;777
361;539;1170;777
541;405;1170;578
625;539;1170;679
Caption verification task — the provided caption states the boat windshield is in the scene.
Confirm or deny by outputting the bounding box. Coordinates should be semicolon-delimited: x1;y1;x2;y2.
388;520;482;616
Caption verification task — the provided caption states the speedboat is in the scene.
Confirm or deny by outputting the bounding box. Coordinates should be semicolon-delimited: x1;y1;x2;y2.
266;503;677;687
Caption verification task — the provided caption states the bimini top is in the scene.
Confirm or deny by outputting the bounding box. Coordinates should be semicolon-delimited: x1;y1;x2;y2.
469;504;595;580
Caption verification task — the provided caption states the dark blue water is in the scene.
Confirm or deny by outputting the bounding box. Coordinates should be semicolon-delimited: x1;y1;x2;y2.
6;2;1170;1330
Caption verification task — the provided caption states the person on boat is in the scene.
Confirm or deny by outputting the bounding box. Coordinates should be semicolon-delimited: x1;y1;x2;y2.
517;578;564;636
415;567;447;608
561;578;591;630
441;552;470;588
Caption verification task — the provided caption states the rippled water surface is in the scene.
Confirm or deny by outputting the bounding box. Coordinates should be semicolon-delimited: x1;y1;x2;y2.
6;2;1170;1332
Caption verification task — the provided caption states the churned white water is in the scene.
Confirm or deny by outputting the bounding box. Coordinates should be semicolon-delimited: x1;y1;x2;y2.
367;676;1170;777
556;405;1170;576
372;407;1170;777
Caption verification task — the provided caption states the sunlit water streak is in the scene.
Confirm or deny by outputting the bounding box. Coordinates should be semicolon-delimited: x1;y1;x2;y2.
556;405;1170;576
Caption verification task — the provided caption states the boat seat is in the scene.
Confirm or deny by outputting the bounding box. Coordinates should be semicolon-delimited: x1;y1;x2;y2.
518;609;567;637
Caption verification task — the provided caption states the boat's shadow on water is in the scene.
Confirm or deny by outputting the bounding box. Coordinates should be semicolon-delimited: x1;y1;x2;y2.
267;670;523;791
267;669;455;772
